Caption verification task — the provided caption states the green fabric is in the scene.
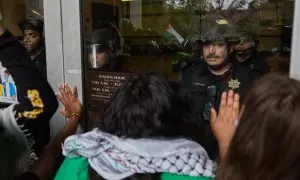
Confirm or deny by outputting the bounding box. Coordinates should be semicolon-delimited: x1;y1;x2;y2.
164;31;178;41
54;157;212;180
54;157;89;180
161;173;212;180
171;52;192;64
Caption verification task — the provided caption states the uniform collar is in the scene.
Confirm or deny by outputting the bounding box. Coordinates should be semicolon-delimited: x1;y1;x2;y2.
206;63;233;82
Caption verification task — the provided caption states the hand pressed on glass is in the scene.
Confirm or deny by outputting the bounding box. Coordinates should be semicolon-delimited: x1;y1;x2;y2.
210;90;240;159
57;84;82;120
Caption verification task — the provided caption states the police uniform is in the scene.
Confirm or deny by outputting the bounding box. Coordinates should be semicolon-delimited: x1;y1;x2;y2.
85;24;129;72
86;25;130;130
180;56;204;88
234;18;271;77
181;14;260;160
233;51;271;76
181;59;258;159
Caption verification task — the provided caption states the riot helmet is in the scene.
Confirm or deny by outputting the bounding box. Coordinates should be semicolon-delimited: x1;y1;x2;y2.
85;25;122;69
192;14;237;70
234;20;260;61
194;15;237;44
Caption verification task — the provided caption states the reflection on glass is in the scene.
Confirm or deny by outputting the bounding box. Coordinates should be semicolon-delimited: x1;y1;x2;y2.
83;0;294;79
87;44;109;69
82;0;296;159
85;23;129;72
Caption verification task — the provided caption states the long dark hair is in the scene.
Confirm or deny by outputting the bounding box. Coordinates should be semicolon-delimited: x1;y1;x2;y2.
217;73;300;180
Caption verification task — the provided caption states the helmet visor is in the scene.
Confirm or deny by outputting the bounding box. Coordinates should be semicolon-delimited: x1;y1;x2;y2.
86;44;109;69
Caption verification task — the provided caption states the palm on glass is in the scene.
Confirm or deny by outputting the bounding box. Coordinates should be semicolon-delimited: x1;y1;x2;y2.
210;90;240;148
57;84;82;119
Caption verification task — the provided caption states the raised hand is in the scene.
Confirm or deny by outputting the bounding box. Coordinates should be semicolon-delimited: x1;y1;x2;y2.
210;90;240;159
57;84;82;120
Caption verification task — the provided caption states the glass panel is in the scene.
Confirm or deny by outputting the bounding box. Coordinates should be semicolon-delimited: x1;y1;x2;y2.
82;0;294;77
82;0;295;134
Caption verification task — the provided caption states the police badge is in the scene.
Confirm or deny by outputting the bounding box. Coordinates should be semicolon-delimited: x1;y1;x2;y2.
249;64;255;70
228;79;241;89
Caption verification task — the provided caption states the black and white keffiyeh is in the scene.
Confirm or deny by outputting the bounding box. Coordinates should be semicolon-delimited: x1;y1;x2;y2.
62;129;217;180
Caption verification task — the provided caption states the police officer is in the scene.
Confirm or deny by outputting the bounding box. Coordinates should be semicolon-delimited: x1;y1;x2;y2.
86;23;129;130
233;21;271;76
181;15;258;160
19;18;47;78
85;23;128;72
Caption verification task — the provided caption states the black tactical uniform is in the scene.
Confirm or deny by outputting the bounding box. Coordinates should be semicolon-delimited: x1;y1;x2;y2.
182;60;257;159
232;51;271;76
85;24;129;130
181;15;258;160
233;20;271;76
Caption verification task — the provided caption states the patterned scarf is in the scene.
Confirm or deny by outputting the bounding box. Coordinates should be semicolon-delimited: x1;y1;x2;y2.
62;129;217;180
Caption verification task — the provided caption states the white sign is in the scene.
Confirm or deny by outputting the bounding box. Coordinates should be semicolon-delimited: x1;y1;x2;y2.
0;62;18;104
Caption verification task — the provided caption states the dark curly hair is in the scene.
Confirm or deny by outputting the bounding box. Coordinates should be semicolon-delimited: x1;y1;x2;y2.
98;71;201;141
92;72;202;180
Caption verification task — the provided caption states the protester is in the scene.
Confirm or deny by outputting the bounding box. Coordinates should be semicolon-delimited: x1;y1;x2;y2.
17;84;82;180
213;74;300;180
55;72;217;180
0;23;58;179
19;18;47;78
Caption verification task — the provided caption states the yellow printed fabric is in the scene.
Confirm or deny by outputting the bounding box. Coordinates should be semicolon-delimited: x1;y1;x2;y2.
18;89;44;119
0;84;4;96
